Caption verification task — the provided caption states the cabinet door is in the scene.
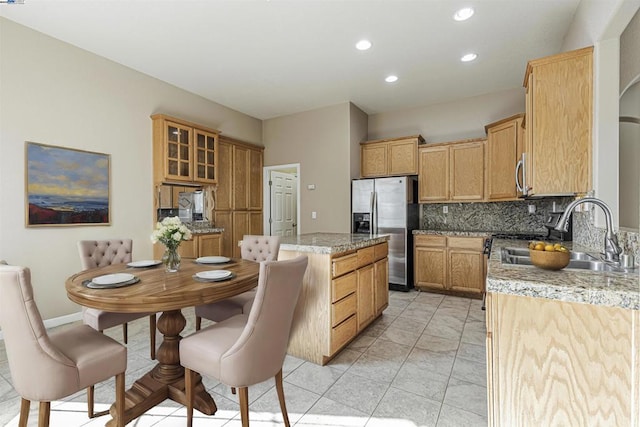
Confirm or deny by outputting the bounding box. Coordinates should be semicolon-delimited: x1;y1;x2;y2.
249;148;263;210
164;121;192;181
232;211;250;259
356;264;375;331
249;211;263;235
388;140;417;175
414;246;447;290
374;258;389;314
198;234;221;257
178;239;198;259
193;129;218;184
216;141;233;211
487;118;523;200
214;211;233;257
528;49;592;195
450;141;485;201
233;146;250;210
361;143;388;177
418;146;449;202
447;249;484;295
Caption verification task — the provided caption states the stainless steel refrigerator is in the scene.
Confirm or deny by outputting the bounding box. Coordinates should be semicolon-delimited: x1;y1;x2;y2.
351;177;419;291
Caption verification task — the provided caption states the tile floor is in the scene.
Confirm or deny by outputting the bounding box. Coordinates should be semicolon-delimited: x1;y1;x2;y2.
0;290;488;426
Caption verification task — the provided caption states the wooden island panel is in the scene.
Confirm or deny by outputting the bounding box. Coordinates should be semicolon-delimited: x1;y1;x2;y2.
279;241;389;365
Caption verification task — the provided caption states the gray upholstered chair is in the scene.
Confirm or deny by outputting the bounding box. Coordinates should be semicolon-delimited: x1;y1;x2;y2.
0;264;126;427
180;255;307;427
194;235;281;330
78;239;157;359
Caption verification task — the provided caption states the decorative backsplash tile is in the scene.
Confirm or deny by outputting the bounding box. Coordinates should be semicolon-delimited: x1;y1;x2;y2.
420;197;575;233
573;210;639;262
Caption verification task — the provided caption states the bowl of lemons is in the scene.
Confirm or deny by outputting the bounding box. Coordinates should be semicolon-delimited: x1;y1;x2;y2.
528;241;570;270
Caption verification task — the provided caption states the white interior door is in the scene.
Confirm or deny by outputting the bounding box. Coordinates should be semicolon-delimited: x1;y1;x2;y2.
270;171;297;236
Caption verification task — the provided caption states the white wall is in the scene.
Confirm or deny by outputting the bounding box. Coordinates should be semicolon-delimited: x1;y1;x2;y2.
263;103;352;234
0;18;262;320
368;87;525;143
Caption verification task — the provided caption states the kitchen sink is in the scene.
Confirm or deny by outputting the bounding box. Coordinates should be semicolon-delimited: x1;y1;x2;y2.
500;247;634;273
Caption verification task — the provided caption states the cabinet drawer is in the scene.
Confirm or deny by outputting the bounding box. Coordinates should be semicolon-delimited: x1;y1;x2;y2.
331;293;356;326
374;242;388;260
330;314;357;354
357;246;375;268
414;235;446;247
332;253;358;278
331;272;357;303
447;237;484;251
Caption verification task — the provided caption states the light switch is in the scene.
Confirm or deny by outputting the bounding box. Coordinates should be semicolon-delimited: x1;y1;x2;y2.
307;184;316;190
311;211;317;219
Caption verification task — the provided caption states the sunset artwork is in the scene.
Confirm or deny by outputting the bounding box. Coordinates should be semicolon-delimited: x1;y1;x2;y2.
26;142;110;226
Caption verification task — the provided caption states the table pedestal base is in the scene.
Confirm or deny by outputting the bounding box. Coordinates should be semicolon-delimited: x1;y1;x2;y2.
105;309;217;426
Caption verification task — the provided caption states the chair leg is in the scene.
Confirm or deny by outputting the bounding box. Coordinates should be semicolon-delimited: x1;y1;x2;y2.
38;401;50;427
238;387;250;427
87;385;94;417
122;322;128;344
185;368;194;427
149;314;157;360
195;315;202;331
18;398;30;427
115;372;125;427
275;369;291;427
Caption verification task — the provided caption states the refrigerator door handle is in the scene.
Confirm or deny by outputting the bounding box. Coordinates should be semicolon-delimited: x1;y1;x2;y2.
372;191;378;234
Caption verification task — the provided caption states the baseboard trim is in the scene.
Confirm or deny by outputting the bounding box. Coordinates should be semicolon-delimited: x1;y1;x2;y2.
0;311;82;340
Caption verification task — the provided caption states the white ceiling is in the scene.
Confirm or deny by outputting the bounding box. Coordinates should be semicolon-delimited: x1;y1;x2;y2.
0;0;582;120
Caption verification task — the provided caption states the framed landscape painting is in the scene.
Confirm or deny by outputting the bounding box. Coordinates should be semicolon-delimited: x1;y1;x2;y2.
25;142;111;226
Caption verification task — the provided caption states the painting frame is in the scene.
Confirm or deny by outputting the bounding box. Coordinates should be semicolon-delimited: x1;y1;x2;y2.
25;141;111;227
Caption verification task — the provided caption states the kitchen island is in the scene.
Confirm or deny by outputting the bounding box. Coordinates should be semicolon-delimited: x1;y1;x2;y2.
485;238;640;426
278;233;390;365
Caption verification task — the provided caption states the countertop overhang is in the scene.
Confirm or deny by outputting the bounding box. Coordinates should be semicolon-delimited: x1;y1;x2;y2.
279;233;390;254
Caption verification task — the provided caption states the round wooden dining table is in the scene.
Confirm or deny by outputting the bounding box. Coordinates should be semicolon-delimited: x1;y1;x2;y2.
66;257;260;427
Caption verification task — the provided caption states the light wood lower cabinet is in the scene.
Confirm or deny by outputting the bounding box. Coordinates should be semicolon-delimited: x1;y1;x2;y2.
280;241;389;365
414;235;484;297
486;292;640;426
154;233;222;259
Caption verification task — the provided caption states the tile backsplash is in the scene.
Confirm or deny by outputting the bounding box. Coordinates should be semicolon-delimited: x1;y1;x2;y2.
573;209;639;262
420;197;575;233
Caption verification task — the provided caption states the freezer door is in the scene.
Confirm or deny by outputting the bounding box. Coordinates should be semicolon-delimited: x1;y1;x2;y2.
351;179;374;214
374;177;407;229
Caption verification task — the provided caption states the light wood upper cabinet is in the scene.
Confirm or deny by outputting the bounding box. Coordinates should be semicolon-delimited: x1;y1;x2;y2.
418;139;485;203
485;114;524;201
361;135;424;178
523;46;593;196
151;114;219;185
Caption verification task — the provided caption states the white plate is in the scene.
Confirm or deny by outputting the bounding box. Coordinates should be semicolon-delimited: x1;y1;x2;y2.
92;273;136;285
127;260;162;268
195;270;232;280
196;256;231;264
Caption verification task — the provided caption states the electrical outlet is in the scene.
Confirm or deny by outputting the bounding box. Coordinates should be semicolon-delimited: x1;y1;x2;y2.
311;211;317;219
528;204;536;214
443;206;448;214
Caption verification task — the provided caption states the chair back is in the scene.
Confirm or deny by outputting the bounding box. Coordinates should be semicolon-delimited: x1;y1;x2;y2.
0;265;78;400
77;239;133;269
220;256;307;386
240;235;280;262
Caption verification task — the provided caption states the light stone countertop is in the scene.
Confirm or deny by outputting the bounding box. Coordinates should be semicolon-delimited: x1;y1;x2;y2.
487;238;640;310
413;229;494;238
279;233;390;255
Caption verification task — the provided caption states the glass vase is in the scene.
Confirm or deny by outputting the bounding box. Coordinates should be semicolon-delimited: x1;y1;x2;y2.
162;246;181;272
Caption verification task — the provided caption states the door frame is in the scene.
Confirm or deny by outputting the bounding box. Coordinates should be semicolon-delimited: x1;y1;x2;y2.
263;163;301;236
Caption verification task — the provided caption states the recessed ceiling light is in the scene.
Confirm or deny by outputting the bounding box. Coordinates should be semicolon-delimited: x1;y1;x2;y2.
461;53;478;62
454;7;474;21
385;75;398;83
356;40;372;51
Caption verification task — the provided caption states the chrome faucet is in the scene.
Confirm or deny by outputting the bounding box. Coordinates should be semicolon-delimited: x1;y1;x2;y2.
555;197;623;263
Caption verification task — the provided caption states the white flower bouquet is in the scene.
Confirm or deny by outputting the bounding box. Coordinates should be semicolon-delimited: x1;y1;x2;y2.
150;216;192;250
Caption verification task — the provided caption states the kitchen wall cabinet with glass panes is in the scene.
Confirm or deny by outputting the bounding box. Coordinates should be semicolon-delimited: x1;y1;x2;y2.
151;114;219;185
360;135;424;178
